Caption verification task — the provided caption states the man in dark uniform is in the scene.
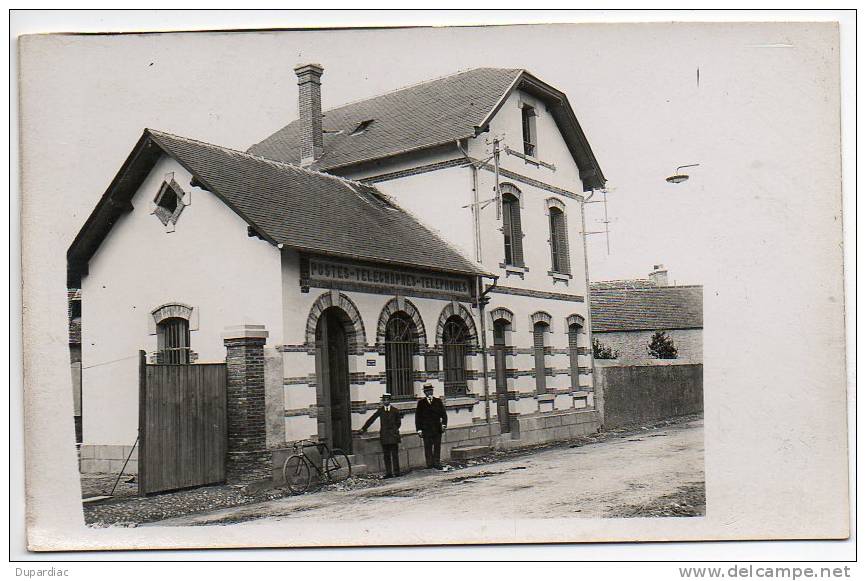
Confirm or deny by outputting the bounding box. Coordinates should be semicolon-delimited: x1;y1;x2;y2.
415;384;448;469
360;393;403;478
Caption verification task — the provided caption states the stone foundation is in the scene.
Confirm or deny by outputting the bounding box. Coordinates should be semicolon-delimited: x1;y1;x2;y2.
271;408;600;478
504;408;600;448
79;444;138;474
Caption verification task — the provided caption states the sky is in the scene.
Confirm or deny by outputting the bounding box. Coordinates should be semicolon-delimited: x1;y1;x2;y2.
20;21;840;288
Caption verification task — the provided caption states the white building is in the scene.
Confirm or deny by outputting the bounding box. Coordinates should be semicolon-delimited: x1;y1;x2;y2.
68;65;607;476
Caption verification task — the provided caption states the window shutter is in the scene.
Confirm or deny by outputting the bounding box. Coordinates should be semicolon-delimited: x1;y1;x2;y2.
510;201;524;267
568;324;581;390
502;197;514;265
555;210;570;274
533;323;547;394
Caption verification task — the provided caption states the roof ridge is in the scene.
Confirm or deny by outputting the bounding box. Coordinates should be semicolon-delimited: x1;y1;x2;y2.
146;128;377;191
592;284;703;290
318;67;523;116
591;279;650;284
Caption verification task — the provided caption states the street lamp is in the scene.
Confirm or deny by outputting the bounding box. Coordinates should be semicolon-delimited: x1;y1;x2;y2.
666;163;700;184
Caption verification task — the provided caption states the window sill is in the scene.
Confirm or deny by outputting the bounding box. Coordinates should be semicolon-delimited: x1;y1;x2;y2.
390;400;419;411
444;396;479;410
386;396;478;412
500;263;528;279
548;271;572;285
536;393;556;402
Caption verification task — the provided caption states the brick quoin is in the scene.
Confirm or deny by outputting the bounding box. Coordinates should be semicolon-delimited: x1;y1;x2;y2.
223;325;271;484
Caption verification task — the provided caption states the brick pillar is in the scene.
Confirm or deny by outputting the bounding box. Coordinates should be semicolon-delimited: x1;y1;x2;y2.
223;324;271;484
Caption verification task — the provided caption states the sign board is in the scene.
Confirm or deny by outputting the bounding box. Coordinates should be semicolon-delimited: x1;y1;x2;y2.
304;256;473;300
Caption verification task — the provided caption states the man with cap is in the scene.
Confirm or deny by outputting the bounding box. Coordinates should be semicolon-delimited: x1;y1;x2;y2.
360;392;403;478
415;384;448;469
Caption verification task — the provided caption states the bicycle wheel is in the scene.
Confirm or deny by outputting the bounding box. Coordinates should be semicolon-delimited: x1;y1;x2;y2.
325;449;352;483
282;454;311;494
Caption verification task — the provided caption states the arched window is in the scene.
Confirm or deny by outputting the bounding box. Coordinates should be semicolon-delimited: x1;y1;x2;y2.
384;312;418;398
549;206;570;274
533;321;549;394
502;193;524;267
568;322;583;390
442;316;469;397
157;317;190;364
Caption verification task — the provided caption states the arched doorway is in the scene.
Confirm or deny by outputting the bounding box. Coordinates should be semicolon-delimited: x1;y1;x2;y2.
316;307;353;452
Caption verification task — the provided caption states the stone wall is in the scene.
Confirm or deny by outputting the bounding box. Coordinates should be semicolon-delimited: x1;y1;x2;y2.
592;328;702;364
593;361;703;428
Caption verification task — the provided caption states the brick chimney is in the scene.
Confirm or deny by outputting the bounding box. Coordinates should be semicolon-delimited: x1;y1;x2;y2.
294;63;324;166
649;264;669;287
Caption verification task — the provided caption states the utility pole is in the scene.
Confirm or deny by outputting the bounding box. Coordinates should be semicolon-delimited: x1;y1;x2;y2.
491;136;502;219
583;188;612;255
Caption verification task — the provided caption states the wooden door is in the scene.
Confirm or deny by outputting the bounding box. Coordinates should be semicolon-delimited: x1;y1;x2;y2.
327;312;352;452
318;309;352;452
493;321;511;433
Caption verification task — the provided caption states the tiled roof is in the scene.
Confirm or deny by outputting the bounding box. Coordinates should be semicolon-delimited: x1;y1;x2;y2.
248;68;524;171
147;130;485;276
590;283;703;332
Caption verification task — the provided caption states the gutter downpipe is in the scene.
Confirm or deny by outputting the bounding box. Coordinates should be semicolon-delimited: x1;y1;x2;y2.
476;274;498;445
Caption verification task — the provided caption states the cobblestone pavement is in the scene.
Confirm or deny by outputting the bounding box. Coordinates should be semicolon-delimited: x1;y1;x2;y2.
148;417;704;527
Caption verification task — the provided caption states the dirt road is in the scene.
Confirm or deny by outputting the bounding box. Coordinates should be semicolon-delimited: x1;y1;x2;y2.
155;418;704;526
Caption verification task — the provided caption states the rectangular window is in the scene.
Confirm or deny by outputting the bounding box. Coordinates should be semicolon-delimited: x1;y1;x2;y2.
158;318;190;364
521;105;537;158
443;343;467;397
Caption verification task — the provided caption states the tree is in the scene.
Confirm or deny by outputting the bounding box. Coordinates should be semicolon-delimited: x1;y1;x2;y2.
592;337;619;360
647;330;678;359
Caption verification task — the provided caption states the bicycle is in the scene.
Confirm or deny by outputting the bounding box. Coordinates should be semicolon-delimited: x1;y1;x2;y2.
281;439;352;494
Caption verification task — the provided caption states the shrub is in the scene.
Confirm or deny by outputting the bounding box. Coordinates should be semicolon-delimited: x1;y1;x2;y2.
647;330;678;359
592;337;619;359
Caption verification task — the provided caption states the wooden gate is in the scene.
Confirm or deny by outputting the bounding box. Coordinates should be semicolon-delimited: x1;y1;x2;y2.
138;351;227;495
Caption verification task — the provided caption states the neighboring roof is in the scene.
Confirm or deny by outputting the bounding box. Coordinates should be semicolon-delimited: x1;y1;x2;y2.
67;129;486;286
590;282;703;333
247;67;606;189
